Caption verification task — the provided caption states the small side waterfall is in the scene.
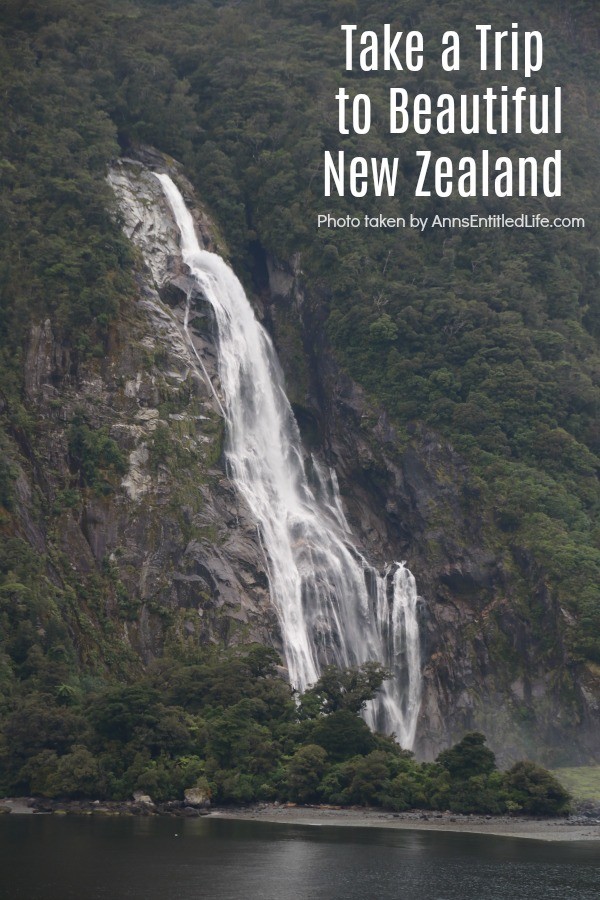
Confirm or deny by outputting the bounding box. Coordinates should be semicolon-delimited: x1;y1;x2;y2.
155;173;422;748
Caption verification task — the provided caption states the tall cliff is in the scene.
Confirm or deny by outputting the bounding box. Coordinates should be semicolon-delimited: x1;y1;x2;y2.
261;211;600;766
1;149;597;765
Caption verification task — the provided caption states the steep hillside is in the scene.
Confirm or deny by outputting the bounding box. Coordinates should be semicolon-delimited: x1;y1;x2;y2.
0;0;599;771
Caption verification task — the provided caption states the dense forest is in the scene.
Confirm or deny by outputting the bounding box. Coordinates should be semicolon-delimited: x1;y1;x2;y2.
0;646;571;815
0;0;598;804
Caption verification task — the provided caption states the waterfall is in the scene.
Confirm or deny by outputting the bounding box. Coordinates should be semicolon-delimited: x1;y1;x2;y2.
154;173;422;748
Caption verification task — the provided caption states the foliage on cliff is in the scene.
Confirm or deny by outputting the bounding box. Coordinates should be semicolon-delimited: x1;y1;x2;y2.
0;0;598;668
0;0;600;772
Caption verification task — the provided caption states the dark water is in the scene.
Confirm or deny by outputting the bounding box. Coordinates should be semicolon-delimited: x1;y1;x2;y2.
1;816;599;900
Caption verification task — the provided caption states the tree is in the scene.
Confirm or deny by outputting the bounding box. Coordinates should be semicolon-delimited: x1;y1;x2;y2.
436;732;497;780
345;751;391;806
311;709;376;761
504;761;571;816
300;662;390;717
284;744;327;803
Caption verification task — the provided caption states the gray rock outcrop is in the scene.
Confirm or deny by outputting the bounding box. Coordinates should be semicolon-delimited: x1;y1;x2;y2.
6;147;598;766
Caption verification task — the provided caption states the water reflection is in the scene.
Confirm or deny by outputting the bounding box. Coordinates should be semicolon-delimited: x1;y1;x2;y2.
1;816;599;900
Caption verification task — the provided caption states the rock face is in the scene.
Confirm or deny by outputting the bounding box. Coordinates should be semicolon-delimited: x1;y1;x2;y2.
6;148;599;766
10;155;277;674
263;255;600;766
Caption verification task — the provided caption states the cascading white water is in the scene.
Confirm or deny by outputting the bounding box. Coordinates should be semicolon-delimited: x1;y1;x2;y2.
155;173;422;748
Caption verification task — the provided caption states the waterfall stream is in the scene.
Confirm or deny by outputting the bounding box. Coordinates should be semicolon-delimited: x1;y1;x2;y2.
155;173;422;748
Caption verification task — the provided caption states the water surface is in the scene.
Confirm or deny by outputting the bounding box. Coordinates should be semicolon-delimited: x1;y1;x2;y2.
1;816;599;899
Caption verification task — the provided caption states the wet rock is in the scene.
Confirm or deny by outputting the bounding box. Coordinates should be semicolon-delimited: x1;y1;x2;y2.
6;146;598;776
265;250;600;766
183;788;210;809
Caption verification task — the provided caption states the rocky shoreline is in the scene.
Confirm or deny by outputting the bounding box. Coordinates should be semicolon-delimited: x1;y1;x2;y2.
0;795;211;819
2;798;600;841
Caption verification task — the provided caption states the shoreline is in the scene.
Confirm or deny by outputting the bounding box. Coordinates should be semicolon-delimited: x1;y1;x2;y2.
210;803;600;843
2;798;599;842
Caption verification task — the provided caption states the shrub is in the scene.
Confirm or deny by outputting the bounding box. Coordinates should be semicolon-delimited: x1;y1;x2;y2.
503;761;571;816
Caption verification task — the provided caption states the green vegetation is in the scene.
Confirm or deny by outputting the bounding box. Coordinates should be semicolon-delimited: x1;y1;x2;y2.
68;414;128;493
0;0;598;664
0;0;598;794
0;651;570;815
551;766;600;803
